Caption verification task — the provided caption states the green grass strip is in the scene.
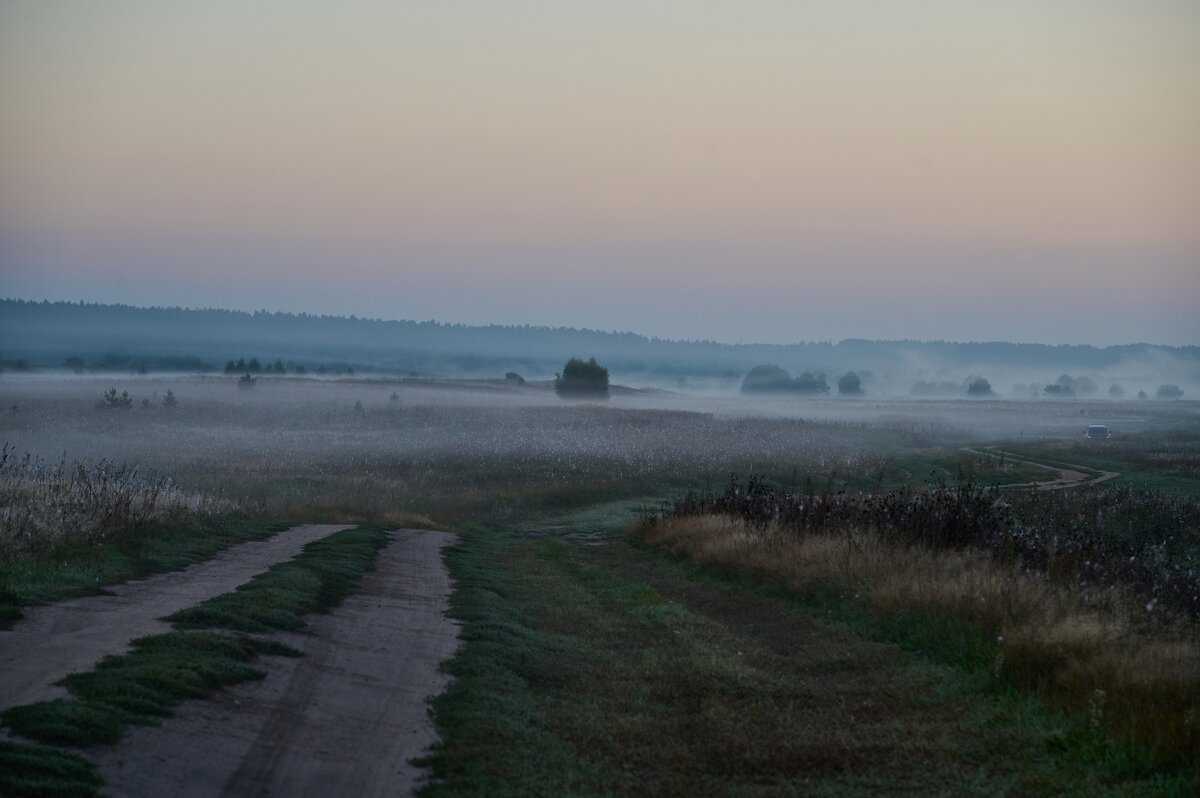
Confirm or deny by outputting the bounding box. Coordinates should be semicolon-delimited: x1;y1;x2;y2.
167;524;389;632
1;525;389;759
0;741;103;798
0;517;296;628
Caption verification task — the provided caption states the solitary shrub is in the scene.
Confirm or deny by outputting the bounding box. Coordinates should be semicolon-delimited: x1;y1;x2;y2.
1156;384;1184;400
237;373;256;390
389;391;400;402
837;371;863;396
163;389;177;407
505;371;526;384
966;377;993;396
741;365;794;393
140;398;151;409
555;357;609;399
1108;384;1124;398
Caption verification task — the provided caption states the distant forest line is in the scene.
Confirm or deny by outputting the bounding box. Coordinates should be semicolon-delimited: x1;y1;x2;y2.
1;299;1198;381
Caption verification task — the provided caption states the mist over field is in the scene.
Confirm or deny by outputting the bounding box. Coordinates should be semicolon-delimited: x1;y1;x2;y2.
2;2;1199;795
3;299;1198;402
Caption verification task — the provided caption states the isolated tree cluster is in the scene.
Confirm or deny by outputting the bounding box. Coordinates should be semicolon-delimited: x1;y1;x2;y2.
555;357;609;398
741;365;831;395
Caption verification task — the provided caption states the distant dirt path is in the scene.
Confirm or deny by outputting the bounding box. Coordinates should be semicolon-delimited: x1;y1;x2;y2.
91;529;461;798
0;524;350;713
962;447;1120;490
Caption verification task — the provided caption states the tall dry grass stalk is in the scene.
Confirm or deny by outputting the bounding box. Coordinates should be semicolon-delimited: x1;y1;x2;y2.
636;514;1200;770
0;446;227;556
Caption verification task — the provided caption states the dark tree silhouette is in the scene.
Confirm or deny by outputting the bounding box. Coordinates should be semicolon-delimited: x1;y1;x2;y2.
837;371;863;395
555;357;609;398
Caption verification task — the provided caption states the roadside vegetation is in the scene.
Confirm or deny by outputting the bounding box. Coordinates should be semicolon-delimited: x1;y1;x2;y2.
423;522;1197;796
634;478;1200;778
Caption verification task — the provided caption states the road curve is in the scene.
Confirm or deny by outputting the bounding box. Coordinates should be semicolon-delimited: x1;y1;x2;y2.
961;447;1120;490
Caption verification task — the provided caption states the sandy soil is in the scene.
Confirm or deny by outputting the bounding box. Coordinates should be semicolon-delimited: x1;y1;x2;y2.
90;529;460;798
0;524;350;713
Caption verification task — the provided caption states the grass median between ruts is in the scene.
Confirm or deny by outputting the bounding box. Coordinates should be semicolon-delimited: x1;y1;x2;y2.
0;524;390;797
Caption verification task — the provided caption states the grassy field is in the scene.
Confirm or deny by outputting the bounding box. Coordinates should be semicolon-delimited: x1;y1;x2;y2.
2;377;1198;795
421;520;1197;797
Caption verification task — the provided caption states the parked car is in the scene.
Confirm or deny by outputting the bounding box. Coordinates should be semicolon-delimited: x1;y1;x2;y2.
1085;424;1111;441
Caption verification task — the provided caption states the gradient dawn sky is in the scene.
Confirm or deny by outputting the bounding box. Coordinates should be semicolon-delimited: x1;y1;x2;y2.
1;1;1197;345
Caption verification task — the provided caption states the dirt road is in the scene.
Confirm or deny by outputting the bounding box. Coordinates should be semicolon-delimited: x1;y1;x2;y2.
0;524;350;712
90;529;460;798
961;447;1120;490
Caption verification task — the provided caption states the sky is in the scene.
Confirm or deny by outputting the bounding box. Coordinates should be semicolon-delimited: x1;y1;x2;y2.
1;1;1197;345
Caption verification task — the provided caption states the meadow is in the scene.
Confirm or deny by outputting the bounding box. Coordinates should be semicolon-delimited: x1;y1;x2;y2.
2;372;1199;795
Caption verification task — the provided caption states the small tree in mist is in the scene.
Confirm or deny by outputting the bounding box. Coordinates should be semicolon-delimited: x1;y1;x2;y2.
555;357;609;399
741;365;793;394
837;371;863;396
1156;384;1184;400
163;388;177;407
795;371;830;394
1108;384;1124;399
966;377;993;396
101;388;133;409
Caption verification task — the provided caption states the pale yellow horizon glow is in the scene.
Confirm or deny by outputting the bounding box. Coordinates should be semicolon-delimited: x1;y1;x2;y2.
1;1;1197;344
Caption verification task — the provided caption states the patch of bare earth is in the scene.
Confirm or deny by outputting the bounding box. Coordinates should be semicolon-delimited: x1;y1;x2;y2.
89;529;461;798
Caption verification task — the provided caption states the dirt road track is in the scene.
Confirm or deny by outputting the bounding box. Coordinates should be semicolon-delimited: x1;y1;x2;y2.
961;447;1120;490
0;524;350;712
91;529;461;798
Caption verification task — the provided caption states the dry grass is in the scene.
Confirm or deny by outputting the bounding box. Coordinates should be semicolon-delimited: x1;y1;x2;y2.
636;514;1200;771
0;447;227;557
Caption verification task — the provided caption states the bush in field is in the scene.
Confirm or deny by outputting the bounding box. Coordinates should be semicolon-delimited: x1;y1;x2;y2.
162;389;177;407
1109;384;1124;398
1157;384;1184;400
237;373;257;390
101;388;133;409
837;371;863;396
555;357;609;399
966;377;993;396
741;365;794;393
505;371;526;384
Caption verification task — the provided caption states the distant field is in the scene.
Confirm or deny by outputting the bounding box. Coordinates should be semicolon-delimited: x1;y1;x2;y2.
2;374;1198;796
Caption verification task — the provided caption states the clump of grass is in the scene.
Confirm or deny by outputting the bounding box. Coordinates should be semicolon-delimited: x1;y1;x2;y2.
2;632;295;746
0;740;103;798
635;513;1200;774
168;524;389;631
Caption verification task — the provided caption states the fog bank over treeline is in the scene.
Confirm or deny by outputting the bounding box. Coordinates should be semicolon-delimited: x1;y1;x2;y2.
2;299;1197;395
